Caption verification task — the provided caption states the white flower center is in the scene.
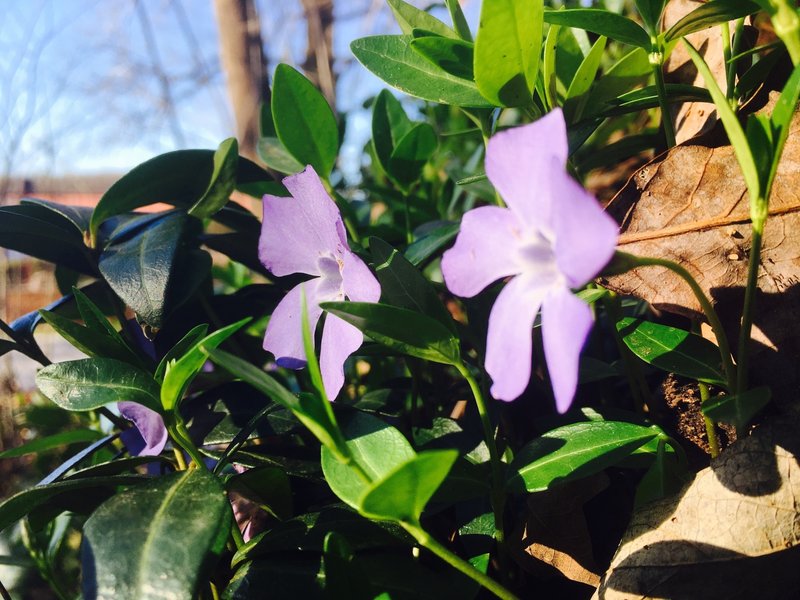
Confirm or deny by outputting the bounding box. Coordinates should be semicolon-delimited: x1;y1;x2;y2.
317;255;345;300
517;231;564;288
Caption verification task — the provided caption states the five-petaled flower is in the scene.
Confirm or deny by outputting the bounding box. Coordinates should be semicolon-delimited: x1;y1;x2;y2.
441;108;618;412
259;166;381;399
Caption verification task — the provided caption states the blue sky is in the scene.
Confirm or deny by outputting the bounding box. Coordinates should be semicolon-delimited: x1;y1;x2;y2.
0;0;480;181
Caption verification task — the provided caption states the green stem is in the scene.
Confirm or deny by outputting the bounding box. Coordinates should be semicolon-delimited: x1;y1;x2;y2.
698;381;720;458
652;56;677;148
170;419;208;470
455;362;505;547
735;225;763;393
725;19;746;103
230;519;246;550
622;253;737;393
401;522;519;600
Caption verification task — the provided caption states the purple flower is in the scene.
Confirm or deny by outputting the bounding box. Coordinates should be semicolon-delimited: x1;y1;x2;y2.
441;109;618;411
118;402;168;456
259;166;381;399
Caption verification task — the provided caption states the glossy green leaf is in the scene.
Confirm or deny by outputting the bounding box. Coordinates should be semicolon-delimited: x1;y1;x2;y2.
20;197;92;233
36;358;161;413
404;221;459;266
387;0;456;38
321;411;416;510
359;450;458;522
321;301;461;365
635;0;667;36
154;324;208;383
665;0;759;42
0;429;105;459
542;22;561;109
227;466;293;521
82;469;231;600
616;318;727;388
225;557;325;599
474;0;542;107
445;0;473;41
90;150;269;238
370;237;455;334
351;35;492;107
38;308;139;364
188;137;239;218
372;89;414;178
564;36;607;122
600;83;711;117
256;136;305;174
702;386;771;434
543;9;650;49
410;35;474;80
388;122;437;187
272;64;338;178
160;318;249;411
507;421;660;492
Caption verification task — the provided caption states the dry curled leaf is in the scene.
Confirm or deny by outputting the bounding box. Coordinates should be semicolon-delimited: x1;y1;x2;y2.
594;416;800;599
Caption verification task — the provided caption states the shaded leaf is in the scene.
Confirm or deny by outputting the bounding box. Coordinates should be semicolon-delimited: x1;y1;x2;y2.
702;386;771;434
665;0;760;42
409;35;474;80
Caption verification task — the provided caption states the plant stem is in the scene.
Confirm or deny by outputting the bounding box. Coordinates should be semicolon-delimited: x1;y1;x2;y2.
698;381;720;458
401;522;519;600
173;447;188;470
623;253;736;393
170;419;207;470
725;19;746;103
735;225;763;393
651;53;677;148
455;362;505;547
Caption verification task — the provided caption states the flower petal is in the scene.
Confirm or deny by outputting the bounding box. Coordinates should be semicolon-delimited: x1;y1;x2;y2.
486;275;548;401
541;287;593;413
485;109;568;229
442;206;523;298
119;402;168;457
341;251;381;302
320;313;364;400
259;166;349;277
263;278;338;368
551;171;618;287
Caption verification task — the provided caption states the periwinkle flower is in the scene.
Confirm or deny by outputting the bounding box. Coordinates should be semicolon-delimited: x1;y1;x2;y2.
118;402;167;456
441;109;618;411
259;166;381;399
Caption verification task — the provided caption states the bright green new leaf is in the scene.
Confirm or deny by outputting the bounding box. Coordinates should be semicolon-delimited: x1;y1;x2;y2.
154;323;208;383
474;0;542;107
188;137;239;218
387;0;457;38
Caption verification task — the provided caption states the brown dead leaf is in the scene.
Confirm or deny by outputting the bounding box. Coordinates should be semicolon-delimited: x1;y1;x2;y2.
594;416;800;599
511;473;608;587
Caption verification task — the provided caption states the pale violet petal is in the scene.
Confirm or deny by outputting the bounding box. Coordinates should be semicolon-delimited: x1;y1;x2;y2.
551;168;619;287
541;287;593;413
341;251;381;302
486;275;548;401
320;313;364;400
263;278;339;368
441;206;524;298
118;402;168;457
485;109;567;229
259;166;348;277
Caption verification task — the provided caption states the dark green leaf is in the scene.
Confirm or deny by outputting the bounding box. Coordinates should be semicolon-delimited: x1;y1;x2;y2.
38;309;140;365
388;122;437;187
543;9;650;49
20;197;92;233
82;469;231;600
702;386;771;434
600;83;711;117
635;0;667;36
635;440;689;506
586;46;651;112
0;429;105;459
410;35;474;80
665;0;759;42
616;318;727;388
404;222;459;266
224;557;325;599
359;450;458;522
323;531;374;600
227;466;293;521
507;421;660;492
36;358;161;413
564;36;607;123
475;0;542;106
272;64;339;178
321;301;460;365
387;0;457;38
372;89;414;178
257;136;305;174
188;137;239;218
351;35;492;107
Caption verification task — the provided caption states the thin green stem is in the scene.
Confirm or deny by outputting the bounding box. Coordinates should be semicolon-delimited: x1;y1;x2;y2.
736;225;763;393
698;381;720;458
401;522;519;600
624;253;736;393
229;520;246;550
725;19;746;103
652;58;677;148
170;419;208;471
455;362;505;547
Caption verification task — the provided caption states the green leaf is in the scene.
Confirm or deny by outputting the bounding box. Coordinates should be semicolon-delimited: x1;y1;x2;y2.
257;136;305;174
82;469;232;600
474;0;542;107
388;122;437;187
404;222;459;266
543;9;651;49
372;89;414;178
351;35;492;107
445;0;473;41
0;475;146;534
38;308;138;364
586;46;651;112
160;318;249;411
599;83;711;117
635;439;688;506
387;0;457;38
227;466;293;521
702;386;771;434
20;197;92;233
665;0;759;42
188;137;239;218
410;35;474;80
320;301;460;365
323;531;374;600
36;358;161;413
767;62;800;196
0;429;105;459
507;421;660;492
359;450;458;522
154;324;208;383
321;411;415;510
635;0;667;36
90;150;269;239
370;237;455;334
564;36;607;123
272;64;339;178
616;318;727;388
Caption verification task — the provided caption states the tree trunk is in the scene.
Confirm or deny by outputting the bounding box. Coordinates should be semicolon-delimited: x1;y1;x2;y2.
300;0;336;108
213;0;269;163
